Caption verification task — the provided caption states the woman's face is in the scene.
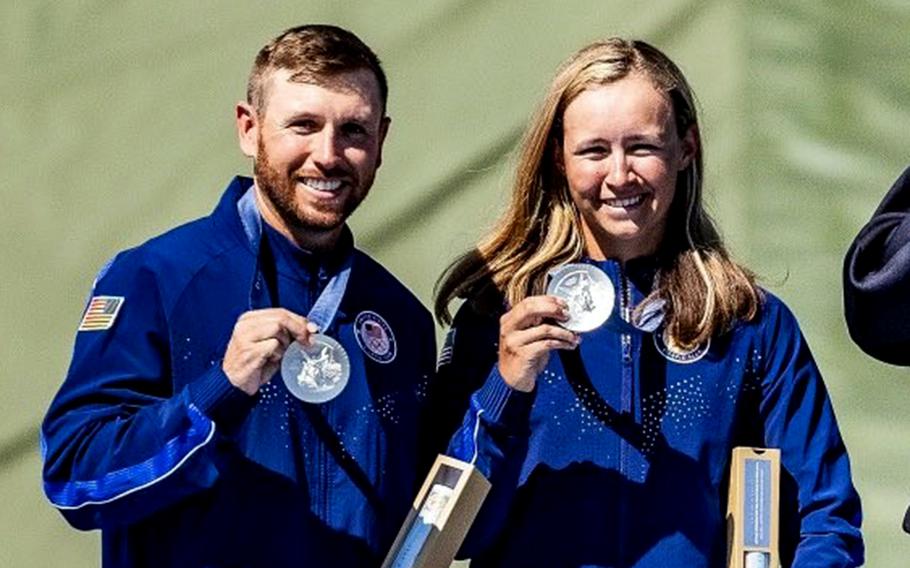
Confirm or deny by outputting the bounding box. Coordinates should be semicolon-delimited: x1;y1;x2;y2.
557;73;695;261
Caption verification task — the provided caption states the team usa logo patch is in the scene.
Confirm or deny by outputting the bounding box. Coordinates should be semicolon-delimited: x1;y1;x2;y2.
653;327;711;364
78;296;124;331
354;310;397;363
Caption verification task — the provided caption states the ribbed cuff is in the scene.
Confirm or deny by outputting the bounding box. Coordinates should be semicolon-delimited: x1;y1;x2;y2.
475;366;536;429
187;365;255;429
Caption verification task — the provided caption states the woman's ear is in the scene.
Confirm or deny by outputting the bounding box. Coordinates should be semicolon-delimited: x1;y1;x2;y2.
554;138;566;175
678;125;698;171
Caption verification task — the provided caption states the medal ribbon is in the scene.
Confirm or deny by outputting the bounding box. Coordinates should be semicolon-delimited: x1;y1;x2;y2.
238;185;386;514
238;186;352;332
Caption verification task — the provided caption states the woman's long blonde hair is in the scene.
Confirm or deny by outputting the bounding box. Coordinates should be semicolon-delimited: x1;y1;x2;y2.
435;38;760;348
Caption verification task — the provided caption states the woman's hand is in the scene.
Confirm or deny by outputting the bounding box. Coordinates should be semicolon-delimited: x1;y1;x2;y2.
498;295;580;392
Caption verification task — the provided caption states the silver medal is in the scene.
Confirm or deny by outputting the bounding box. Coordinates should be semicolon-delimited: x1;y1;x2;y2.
281;334;350;403
546;263;615;332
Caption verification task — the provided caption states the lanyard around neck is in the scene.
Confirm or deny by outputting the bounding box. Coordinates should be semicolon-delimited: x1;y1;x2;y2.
237;186;352;332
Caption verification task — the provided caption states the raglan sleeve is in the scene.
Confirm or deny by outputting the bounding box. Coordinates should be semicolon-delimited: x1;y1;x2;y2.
843;165;910;365
434;301;537;559
758;298;864;567
41;250;253;530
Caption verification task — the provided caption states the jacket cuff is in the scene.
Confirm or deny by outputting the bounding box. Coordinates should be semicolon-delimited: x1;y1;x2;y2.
187;365;255;428
475;366;536;429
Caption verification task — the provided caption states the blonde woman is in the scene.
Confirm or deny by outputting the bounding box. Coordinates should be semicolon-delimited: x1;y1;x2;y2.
435;39;862;567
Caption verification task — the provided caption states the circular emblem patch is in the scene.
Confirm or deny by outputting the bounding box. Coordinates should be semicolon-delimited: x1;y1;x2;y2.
653;328;710;364
354;310;397;363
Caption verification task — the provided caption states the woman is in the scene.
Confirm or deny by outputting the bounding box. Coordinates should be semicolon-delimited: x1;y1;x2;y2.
434;39;863;567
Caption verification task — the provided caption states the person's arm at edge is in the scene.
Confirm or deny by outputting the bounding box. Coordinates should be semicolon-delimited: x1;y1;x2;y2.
843;165;910;365
41;251;254;530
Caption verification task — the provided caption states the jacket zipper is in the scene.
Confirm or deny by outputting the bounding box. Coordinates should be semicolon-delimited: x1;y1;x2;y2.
302;265;330;522
320;408;330;520
618;262;633;567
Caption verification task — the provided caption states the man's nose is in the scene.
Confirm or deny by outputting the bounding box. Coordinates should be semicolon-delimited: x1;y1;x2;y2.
313;129;343;170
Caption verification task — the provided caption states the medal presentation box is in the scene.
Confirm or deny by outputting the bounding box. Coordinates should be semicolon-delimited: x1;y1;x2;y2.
726;447;780;568
382;455;490;568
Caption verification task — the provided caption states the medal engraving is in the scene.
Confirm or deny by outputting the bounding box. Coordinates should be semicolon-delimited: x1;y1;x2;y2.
546;263;615;332
281;334;350;403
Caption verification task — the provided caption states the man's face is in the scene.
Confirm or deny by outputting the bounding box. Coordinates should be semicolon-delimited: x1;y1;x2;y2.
241;68;389;246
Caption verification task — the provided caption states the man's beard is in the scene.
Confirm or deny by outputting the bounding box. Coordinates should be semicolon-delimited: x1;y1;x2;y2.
253;141;368;235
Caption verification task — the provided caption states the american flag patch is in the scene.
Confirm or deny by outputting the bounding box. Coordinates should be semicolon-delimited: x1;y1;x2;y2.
436;328;456;371
78;296;125;331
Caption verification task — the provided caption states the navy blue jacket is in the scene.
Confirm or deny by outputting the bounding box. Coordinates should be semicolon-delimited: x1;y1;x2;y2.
442;258;864;568
844;165;910;365
42;177;451;567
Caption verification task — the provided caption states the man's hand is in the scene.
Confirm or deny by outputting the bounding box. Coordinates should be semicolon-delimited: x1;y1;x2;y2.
498;296;579;392
223;308;317;395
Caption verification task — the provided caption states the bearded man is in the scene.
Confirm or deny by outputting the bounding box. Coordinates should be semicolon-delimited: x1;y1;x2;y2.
41;25;456;568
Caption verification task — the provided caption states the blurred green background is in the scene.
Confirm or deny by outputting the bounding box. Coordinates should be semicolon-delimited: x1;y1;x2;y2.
3;1;909;566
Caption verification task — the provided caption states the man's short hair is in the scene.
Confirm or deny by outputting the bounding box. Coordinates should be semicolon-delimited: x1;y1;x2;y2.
247;24;388;115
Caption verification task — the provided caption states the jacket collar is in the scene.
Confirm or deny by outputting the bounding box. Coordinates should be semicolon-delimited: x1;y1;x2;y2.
212;176;354;261
584;255;660;297
210;176;356;310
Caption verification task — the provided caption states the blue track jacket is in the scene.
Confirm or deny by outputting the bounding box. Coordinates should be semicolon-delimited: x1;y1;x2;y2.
41;177;457;567
443;258;864;568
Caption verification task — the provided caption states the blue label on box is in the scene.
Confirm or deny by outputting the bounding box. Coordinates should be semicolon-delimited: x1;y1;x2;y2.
742;458;771;547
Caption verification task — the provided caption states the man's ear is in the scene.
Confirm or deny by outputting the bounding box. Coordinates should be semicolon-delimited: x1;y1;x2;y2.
375;116;391;170
678;125;698;171
236;101;259;158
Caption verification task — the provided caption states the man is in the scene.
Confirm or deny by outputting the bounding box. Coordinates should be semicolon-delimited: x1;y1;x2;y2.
42;25;451;567
843;165;910;366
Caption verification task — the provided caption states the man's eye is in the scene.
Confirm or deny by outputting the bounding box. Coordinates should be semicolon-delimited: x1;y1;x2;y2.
342;123;368;137
291;120;318;133
630;144;660;154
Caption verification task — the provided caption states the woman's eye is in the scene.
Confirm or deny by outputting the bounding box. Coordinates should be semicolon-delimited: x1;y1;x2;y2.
578;146;607;156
